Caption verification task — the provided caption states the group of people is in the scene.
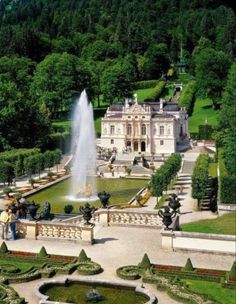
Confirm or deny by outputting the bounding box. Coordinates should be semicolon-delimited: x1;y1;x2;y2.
0;207;18;240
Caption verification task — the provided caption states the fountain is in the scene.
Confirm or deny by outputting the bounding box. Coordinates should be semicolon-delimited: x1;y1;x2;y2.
69;90;98;202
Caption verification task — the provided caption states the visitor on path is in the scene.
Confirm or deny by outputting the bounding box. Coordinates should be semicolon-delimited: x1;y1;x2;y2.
0;207;9;240
8;209;17;240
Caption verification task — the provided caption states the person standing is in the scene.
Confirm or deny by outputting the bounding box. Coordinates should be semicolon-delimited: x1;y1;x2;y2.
8;209;17;240
0;207;9;240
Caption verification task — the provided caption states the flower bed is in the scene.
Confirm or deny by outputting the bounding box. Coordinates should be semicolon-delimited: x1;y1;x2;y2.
116;266;141;280
154;265;181;271
196;269;226;276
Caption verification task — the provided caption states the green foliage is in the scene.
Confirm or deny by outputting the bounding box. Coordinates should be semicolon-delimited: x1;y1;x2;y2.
0;162;14;184
229;261;236;279
116;266;140;280
138;254;151;270
191;154;210;202
148;81;166;101
3;187;12;195
77;249;89;262
64;205;74;214
183;258;194;272
50;132;71;154
151;154;181;197
195;47;231;104
198;124;213;140
0;242;9;255
218;149;236;204
38;246;48;258
178;81;196;115
133;80;158;90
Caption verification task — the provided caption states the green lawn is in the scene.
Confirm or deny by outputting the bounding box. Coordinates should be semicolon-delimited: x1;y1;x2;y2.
52;119;71;131
181;212;236;235
27;178;147;213
135;87;156;101
189;98;219;133
183;279;236;304
0;258;45;272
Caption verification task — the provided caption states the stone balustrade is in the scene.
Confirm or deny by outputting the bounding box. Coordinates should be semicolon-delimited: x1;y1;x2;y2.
63;209;162;228
16;220;93;244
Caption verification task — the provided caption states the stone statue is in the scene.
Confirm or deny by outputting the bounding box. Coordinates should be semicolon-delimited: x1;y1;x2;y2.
37;201;54;220
27;201;40;221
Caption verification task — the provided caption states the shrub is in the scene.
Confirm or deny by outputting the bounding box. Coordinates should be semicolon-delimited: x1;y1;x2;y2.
138;253;151;270
183;258;194;272
116;266;140;280
229;261;236;279
78;249;89;262
151;154;181;196
0;242;9;255
133;79;158;90
28;178;36;187
191;154;210;204
198;124;213;140
149;81;166;101
64;204;74;214
77;262;102;275
178;80;196;115
3;187;12;196
38;246;48;258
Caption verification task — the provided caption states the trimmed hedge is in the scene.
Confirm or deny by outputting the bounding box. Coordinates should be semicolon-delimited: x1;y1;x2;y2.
191;154;210;203
50;131;71;153
151;153;181;197
178;81;196;115
198;124;213;140
116;266;141;280
148;81;166;101
133;79;159;90
219;149;236;204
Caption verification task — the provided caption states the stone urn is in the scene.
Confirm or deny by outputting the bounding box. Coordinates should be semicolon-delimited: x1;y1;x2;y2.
158;206;175;230
168;193;181;213
98;191;111;208
79;203;95;225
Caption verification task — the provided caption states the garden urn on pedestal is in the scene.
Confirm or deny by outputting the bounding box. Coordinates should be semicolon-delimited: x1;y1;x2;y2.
79;203;95;225
98;191;111;208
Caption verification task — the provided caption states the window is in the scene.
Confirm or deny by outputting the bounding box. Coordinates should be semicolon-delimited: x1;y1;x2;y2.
111;139;114;144
160;125;164;135
141;124;146;135
135;116;138;119
160;140;164;145
110;125;115;135
142;116;145;119
127;124;132;135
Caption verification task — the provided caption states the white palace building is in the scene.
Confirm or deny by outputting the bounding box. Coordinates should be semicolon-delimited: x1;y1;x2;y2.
100;95;189;154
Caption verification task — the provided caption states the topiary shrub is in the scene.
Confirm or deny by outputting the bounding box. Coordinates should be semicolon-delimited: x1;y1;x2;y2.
78;249;90;262
138;253;151;270
229;261;236;279
183;258;194;272
38;246;49;258
116;266;140;280
0;242;9;255
64;204;74;214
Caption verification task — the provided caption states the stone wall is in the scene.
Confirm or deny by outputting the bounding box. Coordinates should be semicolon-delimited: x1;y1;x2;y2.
161;229;236;255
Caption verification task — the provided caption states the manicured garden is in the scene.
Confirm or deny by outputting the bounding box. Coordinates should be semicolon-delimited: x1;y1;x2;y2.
183;279;236;304
189;97;219;134
181;212;236;235
27;178;147;213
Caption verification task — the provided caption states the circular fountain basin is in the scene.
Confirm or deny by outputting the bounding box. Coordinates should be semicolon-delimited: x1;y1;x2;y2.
65;195;99;202
35;278;157;304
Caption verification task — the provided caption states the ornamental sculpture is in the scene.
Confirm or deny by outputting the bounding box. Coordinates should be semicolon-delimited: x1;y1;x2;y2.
98;191;111;208
158;206;176;230
79;203;95;225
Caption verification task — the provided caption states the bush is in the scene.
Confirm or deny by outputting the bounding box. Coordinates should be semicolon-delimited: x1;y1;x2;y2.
183;258;194;272
148;81;166;101
64;204;74;214
138;254;151;270
116;266;140;280
151;154;181;196
219;149;236;204
50;132;70;154
37;246;48;258
178;81;196;115
198;124;213;140
133;79;158;90
3;187;12;196
77;262;102;275
77;249;89;262
0;242;9;255
228;261;236;279
191;154;210;203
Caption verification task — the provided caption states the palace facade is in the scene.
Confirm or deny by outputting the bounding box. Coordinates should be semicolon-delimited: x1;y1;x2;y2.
100;96;189;154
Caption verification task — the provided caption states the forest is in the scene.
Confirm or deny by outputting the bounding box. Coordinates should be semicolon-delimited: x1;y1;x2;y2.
0;0;235;174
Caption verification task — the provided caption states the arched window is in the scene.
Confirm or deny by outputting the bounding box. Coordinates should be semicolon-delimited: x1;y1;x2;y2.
127;124;132;135
110;125;115;135
141;124;146;135
160;125;164;135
